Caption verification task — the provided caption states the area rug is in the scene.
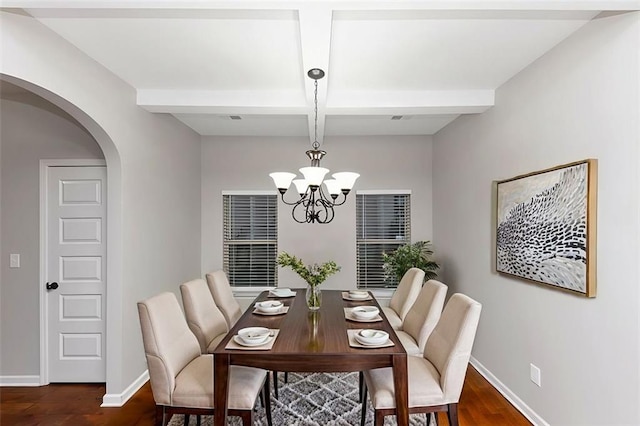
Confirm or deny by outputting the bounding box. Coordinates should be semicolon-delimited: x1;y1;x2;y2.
167;371;434;426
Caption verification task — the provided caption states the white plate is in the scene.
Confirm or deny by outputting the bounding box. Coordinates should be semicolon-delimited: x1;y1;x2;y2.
355;329;389;346
237;327;270;345
233;334;274;347
351;306;380;320
269;288;296;298
253;306;288;316
255;300;284;313
349;291;370;299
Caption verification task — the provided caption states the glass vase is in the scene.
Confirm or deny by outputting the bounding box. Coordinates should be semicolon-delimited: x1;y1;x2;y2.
306;284;322;311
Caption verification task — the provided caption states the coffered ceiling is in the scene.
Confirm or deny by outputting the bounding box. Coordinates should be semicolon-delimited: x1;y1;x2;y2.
6;1;638;142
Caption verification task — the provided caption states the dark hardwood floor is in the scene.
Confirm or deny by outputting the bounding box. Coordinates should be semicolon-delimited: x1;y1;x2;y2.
1;365;531;425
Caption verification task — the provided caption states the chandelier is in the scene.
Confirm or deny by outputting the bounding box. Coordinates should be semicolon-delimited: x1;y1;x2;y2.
270;68;359;224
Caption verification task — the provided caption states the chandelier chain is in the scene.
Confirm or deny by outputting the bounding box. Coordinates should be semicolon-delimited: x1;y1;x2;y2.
312;78;319;150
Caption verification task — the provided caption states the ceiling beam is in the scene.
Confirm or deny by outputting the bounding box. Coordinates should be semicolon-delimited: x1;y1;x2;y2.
11;1;640;12
137;89;306;114
298;4;332;145
328;89;494;115
137;88;493;115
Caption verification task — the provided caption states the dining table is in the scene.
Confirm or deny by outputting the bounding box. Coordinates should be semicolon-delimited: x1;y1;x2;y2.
212;289;409;426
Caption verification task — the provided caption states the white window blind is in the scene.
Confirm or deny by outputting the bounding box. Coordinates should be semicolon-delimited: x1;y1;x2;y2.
223;194;277;287
356;193;411;289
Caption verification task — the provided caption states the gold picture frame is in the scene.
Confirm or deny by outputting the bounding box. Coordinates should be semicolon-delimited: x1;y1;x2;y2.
496;159;597;297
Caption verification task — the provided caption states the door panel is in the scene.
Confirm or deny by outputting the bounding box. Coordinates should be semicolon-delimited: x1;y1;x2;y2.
47;166;106;382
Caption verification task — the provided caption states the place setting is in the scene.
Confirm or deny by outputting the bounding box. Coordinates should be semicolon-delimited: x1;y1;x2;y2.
225;327;280;350
268;287;297;298
342;289;373;301
253;300;289;316
347;329;394;349
344;306;383;322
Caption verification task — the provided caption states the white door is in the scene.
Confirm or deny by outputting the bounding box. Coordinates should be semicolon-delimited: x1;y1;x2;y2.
46;165;107;382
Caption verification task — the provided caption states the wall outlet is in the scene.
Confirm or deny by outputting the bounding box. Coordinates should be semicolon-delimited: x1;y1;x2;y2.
530;363;542;387
9;253;20;268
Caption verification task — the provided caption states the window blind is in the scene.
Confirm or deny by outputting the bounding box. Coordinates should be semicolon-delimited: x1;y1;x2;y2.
356;193;411;288
223;194;277;287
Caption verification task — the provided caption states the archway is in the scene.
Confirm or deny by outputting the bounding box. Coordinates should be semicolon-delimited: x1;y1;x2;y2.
1;74;123;397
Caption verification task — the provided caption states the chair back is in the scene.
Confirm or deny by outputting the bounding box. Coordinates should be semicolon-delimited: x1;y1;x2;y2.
137;292;201;405
206;270;243;327
402;279;448;353
389;267;425;321
180;278;228;353
424;293;482;403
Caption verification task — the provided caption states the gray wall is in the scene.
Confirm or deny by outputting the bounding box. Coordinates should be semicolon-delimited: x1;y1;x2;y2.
201;135;434;298
0;94;104;376
432;12;639;425
2;10;202;397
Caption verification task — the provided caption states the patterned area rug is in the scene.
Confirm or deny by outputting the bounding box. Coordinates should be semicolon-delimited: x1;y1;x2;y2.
167;371;433;426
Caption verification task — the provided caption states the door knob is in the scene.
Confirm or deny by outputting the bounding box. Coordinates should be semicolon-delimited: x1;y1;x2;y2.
46;282;59;290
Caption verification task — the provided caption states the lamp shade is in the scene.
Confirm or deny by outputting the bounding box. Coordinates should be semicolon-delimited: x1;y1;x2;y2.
292;179;309;195
323;179;341;196
332;172;360;190
269;172;296;190
299;166;329;186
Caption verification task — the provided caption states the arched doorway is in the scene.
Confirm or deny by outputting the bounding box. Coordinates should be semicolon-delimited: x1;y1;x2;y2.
1;74;123;393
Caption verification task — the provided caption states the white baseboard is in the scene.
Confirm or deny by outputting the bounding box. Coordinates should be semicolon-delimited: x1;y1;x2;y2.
101;369;149;407
0;375;41;386
470;356;549;426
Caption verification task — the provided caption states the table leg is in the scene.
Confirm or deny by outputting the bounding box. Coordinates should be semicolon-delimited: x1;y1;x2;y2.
213;353;229;426
392;354;409;426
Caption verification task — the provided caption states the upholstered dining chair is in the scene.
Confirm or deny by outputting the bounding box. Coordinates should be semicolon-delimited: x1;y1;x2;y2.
137;292;272;426
394;279;448;356
205;270;243;328
381;267;425;330
180;278;228;354
361;293;482;426
205;270;287;397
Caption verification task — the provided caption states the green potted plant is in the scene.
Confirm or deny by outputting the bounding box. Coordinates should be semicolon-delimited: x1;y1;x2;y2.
382;241;440;284
276;252;340;311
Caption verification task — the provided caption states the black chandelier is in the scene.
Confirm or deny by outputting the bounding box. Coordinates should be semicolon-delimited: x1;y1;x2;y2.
270;68;359;224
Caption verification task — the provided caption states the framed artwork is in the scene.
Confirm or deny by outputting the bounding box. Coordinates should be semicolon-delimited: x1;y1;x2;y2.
496;159;597;297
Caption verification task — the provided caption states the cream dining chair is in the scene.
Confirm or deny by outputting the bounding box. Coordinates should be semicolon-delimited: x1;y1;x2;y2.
205;270;243;327
361;293;482;426
359;279;447;404
137;291;272;426
205;269;287;397
180;278;228;354
394;279;448;356
381;267;425;330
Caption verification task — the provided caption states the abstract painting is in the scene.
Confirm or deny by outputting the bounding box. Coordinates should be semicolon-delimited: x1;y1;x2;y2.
496;159;597;297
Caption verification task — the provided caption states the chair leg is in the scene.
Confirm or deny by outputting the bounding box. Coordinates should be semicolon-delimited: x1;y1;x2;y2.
447;403;459;426
358;371;364;402
284;372;289;383
360;382;368;426
155;405;165;426
239;410;254;426
374;410;385;426
264;374;273;426
273;370;279;399
196;415;201;426
184;414;190;425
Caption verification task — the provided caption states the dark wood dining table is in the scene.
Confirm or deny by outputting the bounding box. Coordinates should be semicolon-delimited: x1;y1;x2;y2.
212;289;409;426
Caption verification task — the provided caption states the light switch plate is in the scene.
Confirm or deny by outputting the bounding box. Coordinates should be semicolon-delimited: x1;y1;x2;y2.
10;254;20;268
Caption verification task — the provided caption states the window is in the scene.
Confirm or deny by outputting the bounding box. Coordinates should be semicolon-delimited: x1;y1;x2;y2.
356;192;411;289
223;193;277;287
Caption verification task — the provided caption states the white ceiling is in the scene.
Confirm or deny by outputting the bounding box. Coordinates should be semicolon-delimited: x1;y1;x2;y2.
8;1;638;142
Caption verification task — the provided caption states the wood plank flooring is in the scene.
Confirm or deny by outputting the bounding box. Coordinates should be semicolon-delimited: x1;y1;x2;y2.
0;365;531;425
